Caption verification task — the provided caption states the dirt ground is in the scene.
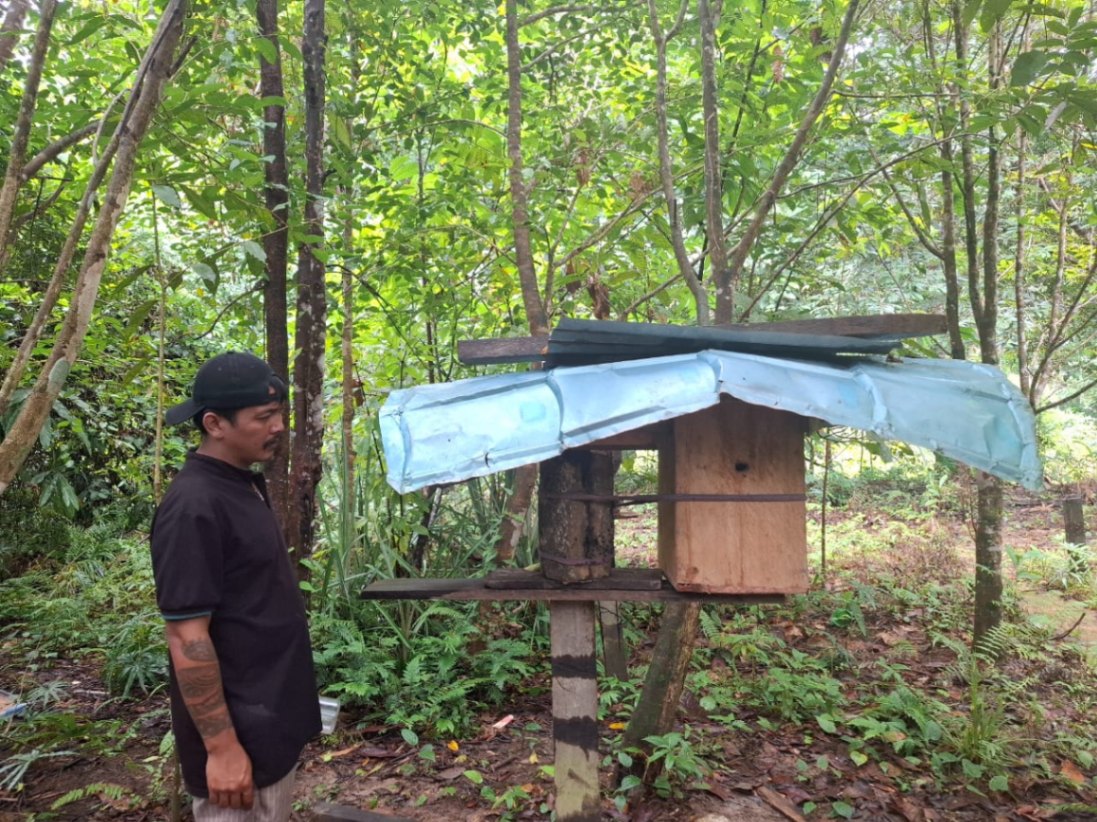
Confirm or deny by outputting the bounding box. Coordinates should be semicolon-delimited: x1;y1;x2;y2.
2;489;1095;821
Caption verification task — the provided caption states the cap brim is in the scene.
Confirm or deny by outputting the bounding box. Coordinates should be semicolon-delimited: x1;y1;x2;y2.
165;398;202;426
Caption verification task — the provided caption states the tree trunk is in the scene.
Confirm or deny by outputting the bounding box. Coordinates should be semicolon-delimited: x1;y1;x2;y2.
256;0;292;528
972;22;1004;647
0;0;56;255
494;0;549;566
722;0;860;310
1014;131;1029;399
0;0;188;495
699;0;730;322
0;0;30;72
940;144;965;360
646;0;708;324
287;0;327;573
618;602;701;776
505;0;547;337
973;471;1003;644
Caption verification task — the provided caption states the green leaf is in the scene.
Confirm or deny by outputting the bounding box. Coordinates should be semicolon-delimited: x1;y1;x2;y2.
400;728;419;746
191;262;217;285
1011;51;1048;86
980;0;1013;31
122;298;159;340
817;713;838;734
255;36;279;65
832;800;855;819
152;185;182;209
989;774;1009;792
241;240;267;262
333;118;352;149
463;769;483;785
961;759;985;778
849;750;869;766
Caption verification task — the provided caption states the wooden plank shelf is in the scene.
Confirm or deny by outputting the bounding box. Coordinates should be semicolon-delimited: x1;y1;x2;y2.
361;568;785;604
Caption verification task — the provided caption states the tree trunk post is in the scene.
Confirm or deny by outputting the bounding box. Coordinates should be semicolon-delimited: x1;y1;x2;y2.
1063;495;1087;576
550;600;602;822
598;601;629;681
539;450;614;584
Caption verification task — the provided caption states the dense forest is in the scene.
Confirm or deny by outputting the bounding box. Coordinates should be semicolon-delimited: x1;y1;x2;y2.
1;0;1096;818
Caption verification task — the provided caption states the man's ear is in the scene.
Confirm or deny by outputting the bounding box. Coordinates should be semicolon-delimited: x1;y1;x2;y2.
201;410;226;438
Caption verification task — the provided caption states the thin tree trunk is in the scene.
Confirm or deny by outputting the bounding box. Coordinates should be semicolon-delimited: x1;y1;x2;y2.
722;0;860;309
287;0;327;573
940;144;965;360
646;0;708;324
952;0;983;331
1014;131;1029;399
0;0;56;256
0;0;188;496
341;211;356;572
699;0;731;323
973;471;1003;643
0;0;30;72
495;0;548;565
256;0;291;528
972;22;1004;647
505;0;547;337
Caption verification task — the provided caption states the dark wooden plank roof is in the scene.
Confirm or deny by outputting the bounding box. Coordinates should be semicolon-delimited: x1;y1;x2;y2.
458;314;946;366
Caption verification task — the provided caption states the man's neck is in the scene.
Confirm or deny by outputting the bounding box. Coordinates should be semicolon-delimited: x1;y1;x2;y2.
196;442;252;471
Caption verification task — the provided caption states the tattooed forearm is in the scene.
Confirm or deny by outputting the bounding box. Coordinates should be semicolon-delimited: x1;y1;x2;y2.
182;637;217;662
177;665;221;699
166;623;237;743
193;711;234;738
189;683;227;717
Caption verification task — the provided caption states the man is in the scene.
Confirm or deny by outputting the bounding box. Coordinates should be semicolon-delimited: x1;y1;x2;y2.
151;351;320;819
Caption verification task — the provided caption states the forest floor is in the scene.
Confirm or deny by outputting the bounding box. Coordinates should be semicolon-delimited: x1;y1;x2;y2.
2;485;1096;821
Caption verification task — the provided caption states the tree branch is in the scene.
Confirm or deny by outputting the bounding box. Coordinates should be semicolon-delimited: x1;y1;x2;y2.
720;0;861;308
19;121;100;183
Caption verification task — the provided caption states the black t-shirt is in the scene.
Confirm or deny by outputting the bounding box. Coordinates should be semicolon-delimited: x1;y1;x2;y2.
150;451;320;796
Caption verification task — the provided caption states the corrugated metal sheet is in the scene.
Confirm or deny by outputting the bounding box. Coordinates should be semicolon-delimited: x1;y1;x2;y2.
380;351;1042;493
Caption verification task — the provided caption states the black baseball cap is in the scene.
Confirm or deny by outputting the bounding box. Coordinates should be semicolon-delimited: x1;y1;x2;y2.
165;352;287;426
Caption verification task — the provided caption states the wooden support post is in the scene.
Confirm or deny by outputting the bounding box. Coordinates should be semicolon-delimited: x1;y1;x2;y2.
1063;496;1088;575
598;601;629;681
539;450;614;583
551;601;602;822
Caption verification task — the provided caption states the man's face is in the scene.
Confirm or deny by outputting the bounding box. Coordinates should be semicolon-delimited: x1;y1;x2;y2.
203;401;285;468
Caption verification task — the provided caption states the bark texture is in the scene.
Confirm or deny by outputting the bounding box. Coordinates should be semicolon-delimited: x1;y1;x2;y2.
256;0;292;526
618;602;701;778
287;0;327;571
0;0;29;72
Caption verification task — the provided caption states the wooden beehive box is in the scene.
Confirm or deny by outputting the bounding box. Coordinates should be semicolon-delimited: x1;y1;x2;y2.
657;397;808;594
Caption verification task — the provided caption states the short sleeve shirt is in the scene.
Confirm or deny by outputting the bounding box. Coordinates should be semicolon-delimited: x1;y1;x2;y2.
150;451;320;796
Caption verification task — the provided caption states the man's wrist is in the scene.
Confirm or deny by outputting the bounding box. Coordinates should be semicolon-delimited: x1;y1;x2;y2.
203;725;243;755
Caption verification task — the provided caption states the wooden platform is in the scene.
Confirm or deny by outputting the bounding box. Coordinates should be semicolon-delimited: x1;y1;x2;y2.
361;568;785;604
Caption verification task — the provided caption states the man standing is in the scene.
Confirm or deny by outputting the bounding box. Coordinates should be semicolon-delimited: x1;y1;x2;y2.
151;352;320;819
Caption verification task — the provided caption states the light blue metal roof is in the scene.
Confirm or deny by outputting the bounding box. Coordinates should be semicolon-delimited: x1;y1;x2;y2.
380;352;1042;493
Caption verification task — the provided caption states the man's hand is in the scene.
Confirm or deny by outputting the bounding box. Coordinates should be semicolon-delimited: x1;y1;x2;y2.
165;616;255;809
206;735;254;809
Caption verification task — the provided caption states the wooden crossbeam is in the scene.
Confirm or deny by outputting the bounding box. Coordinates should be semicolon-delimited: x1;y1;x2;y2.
360;569;784;603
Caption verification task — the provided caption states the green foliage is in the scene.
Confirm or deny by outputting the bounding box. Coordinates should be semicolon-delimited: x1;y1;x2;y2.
0;485;71;579
0;524;164;697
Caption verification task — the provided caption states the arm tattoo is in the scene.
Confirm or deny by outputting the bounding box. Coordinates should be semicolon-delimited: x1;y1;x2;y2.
181;637;217;662
177;665;220;699
193;712;234;739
